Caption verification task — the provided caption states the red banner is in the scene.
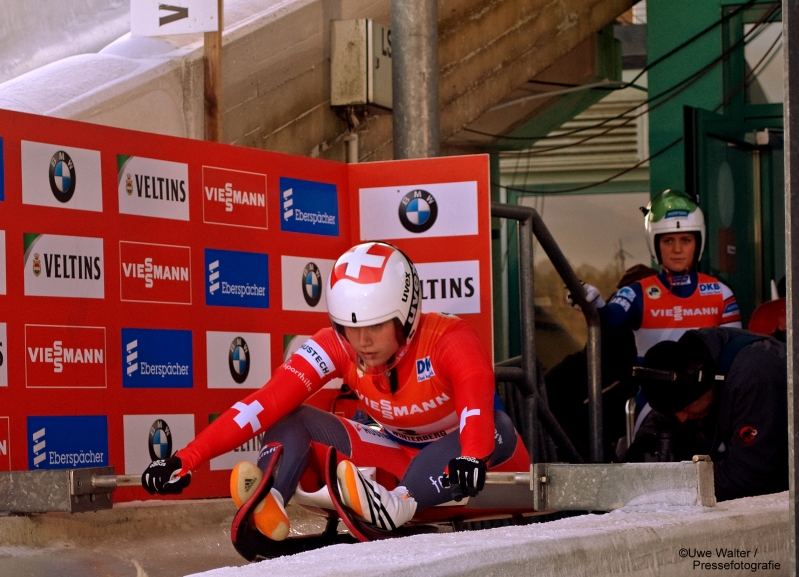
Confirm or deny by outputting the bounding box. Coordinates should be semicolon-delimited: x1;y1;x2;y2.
0;107;492;502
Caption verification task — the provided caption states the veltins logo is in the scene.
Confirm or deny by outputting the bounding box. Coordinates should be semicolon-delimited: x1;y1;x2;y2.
122;328;193;389
415;260;480;315
279;177;339;237
0;417;9;471
122;414;194;475
0;230;6;295
0;137;5;202
203;166;267;229
28;415;108;470
205;249;269;309
120;241;191;304
206;331;271;389
23;233;104;299
359;181;478;241
280;255;335;312
117;155;189;221
25;325;106;388
0;323;7;388
21;141;102;212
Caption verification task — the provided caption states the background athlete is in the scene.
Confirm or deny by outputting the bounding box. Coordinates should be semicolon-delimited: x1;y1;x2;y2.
576;189;741;363
141;241;529;539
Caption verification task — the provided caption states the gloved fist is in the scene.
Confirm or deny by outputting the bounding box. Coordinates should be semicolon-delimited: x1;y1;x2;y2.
141;456;191;495
566;282;605;311
442;456;487;501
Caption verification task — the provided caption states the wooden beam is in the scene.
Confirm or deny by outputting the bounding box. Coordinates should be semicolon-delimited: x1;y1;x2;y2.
204;0;223;142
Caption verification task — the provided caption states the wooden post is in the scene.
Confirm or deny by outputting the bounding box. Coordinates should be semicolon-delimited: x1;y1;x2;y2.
204;0;223;142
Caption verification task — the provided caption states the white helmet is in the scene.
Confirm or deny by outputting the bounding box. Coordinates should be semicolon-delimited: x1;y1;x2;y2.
643;189;706;264
327;242;421;371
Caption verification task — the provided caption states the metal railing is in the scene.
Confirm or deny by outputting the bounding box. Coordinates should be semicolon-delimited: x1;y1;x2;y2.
491;202;604;463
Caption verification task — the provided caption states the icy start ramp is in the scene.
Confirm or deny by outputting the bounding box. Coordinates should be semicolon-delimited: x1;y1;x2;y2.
190;492;789;577
0;0;633;161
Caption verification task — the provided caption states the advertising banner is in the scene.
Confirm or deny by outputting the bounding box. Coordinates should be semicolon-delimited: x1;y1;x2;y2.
0;107;491;503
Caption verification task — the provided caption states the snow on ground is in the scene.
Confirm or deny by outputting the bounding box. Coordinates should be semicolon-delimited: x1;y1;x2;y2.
0;0;130;84
187;492;789;577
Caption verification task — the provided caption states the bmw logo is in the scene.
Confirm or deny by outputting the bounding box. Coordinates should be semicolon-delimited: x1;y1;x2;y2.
48;151;76;203
148;419;173;461
302;262;322;307
398;189;438;233
229;336;250;384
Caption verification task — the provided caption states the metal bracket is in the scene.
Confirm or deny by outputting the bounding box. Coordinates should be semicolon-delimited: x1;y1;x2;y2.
532;457;716;511
483;455;716;512
0;467;140;514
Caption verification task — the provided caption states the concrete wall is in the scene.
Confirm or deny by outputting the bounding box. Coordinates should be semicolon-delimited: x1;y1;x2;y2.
0;0;632;162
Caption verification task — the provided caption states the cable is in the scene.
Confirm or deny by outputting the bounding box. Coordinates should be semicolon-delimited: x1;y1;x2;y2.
497;3;780;196
465;0;767;144
502;2;780;157
497;136;683;195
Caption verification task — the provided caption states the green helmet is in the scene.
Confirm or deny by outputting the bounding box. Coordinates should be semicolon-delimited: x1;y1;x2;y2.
642;189;705;264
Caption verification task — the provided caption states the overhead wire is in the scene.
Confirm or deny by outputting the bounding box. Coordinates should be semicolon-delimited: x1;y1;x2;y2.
465;0;764;144
504;1;779;157
497;2;781;196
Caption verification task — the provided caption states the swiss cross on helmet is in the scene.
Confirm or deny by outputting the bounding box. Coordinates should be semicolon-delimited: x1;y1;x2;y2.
641;189;706;264
327;242;421;369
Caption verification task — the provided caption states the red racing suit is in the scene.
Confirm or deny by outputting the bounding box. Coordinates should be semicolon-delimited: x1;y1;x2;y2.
178;312;499;474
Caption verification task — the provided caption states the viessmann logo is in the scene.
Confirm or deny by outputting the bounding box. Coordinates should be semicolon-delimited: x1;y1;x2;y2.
120;241;191;304
25;325;107;388
203;166;267;229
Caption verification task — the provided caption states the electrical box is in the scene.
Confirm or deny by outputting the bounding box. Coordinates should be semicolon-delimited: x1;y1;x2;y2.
331;19;392;111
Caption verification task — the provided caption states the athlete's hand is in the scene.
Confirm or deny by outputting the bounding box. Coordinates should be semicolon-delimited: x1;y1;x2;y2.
141;456;191;495
566;282;605;311
443;456;487;500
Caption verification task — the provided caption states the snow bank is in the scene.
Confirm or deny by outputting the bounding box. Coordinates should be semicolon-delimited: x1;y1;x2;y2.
189;492;789;577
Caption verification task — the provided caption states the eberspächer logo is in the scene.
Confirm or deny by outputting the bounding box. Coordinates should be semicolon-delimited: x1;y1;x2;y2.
122;328;193;388
279;177;339;237
205;249;269;309
27;415;108;470
229;336;250;384
398;189;438;233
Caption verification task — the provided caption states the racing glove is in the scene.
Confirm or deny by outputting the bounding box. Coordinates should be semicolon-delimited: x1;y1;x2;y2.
443;456;487;500
566;282;605;311
141;455;191;495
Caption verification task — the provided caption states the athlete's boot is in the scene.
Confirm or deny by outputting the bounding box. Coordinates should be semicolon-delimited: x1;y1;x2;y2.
336;460;417;531
230;461;290;541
